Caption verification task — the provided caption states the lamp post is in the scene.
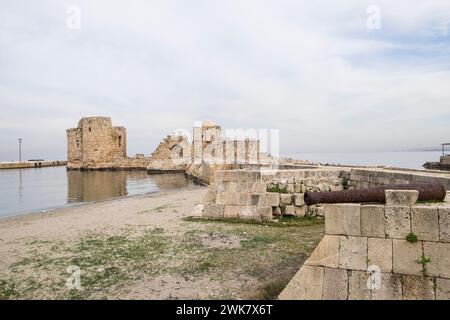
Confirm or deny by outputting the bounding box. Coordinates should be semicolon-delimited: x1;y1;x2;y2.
18;138;22;163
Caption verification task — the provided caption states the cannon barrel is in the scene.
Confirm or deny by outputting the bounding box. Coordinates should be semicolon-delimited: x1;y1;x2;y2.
304;183;446;206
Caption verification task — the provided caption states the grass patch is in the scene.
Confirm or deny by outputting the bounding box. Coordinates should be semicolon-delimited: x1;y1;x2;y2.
0;279;19;300
406;233;418;243
184;216;323;228
266;185;289;193
3;214;325;300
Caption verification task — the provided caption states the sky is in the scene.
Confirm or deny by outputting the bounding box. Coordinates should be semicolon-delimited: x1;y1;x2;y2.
1;0;450;161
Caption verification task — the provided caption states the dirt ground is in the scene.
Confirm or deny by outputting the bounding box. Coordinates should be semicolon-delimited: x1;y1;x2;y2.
0;186;324;300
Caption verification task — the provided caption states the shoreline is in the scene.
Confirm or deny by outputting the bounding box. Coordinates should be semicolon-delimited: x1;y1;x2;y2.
0;185;205;222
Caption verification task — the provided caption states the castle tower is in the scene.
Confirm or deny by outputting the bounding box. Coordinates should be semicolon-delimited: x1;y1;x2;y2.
66;116;127;169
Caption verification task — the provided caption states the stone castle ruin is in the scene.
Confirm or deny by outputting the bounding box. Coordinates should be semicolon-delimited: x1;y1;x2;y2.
66;117;148;170
66;117;265;181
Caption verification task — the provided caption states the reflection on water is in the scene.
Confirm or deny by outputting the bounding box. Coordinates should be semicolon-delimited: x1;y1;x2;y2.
0;167;195;218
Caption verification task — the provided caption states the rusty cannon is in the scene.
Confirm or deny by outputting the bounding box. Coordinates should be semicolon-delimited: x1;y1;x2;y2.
304;183;446;206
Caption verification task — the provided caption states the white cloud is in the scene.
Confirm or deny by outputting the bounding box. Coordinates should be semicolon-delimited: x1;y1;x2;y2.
0;0;450;160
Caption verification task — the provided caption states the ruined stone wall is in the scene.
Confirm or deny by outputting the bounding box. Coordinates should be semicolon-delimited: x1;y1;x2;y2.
349;168;450;190
279;190;450;300
194;168;348;221
261;169;347;217
148;135;191;172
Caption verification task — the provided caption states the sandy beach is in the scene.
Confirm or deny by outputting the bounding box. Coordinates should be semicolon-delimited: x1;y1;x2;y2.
0;186;323;300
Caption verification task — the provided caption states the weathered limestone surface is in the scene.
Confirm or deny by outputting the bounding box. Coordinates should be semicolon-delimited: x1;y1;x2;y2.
439;207;450;242
385;206;411;239
411;206;439;241
403;276;435;300
278;265;324;300
348;271;371;300
280;198;450;300
385;189;419;206
371;273;402;300
339;236;367;271
305;235;339;268
424;242;450;278
368;238;392;272
361;205;385;238
436;278;450;299
392;240;422;276
322;268;348;300
325;204;361;236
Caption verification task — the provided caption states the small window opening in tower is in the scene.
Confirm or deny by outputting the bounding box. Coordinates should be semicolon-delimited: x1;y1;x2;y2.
89;127;92;132
118;135;122;147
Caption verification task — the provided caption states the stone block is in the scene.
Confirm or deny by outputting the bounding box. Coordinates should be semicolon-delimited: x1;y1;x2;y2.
445;191;450;203
216;182;238;193
251;182;267;193
192;204;204;217
348;271;371;300
295;206;306;217
236;206;272;221
214;171;224;183
385;206;411;239
222;170;239;182
262;193;280;207
423;242;450;278
236;193;251;206
392;240;422;276
293;193;305;206
202;204;225;218
402;276;435;300
439;207;450;242
280;194;293;206
368;238;392;272
278;266;324;300
322;268;348;300
339;236;368;271
223;205;239;219
385;189;419;206
201;190;216;204
325;204;361;236
285;184;295;193
305;235;340;268
436;278;450;300
371;273;402;300
411;206;439;241
216;192;238;205
361;205;385;238
238;171;261;183
284;205;295;216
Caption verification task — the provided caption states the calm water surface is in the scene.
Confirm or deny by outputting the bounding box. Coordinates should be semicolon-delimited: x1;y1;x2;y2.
0;167;196;218
289;151;442;170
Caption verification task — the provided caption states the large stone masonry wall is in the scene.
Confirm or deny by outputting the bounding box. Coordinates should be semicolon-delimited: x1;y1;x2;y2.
349;168;450;190
194;168;348;221
279;190;450;300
